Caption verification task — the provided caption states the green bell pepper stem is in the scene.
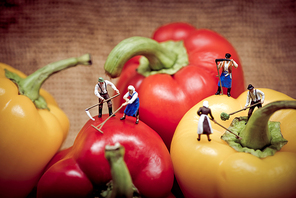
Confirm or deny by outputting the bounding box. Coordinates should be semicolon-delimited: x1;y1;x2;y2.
5;54;92;110
104;36;179;78
105;143;135;198
240;100;296;150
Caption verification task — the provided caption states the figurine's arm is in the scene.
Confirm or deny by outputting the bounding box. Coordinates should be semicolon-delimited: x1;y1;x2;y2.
197;108;202;116
218;62;223;70
257;89;265;104
231;60;238;68
209;109;215;121
106;80;120;94
127;92;138;104
123;92;129;102
244;92;251;108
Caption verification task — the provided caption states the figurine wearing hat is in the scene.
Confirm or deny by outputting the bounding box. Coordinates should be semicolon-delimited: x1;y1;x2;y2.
94;77;119;117
244;84;265;122
215;53;239;97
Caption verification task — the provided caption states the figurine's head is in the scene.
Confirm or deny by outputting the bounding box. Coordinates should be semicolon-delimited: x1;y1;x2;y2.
203;100;209;108
225;53;231;58
128;85;135;95
247;84;254;90
98;77;104;84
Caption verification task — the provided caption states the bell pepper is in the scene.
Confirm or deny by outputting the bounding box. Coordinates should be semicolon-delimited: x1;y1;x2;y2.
37;115;174;198
0;54;92;198
104;22;245;149
170;89;296;198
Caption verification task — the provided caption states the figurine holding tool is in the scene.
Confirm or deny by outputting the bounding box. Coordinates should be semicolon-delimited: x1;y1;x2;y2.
244;84;265;123
94;77;119;118
120;85;140;124
215;53;239;97
197;101;216;141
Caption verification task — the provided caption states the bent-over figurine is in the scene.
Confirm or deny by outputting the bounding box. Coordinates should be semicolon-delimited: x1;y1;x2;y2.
215;53;239;97
94;77;119;118
197;101;215;141
244;84;265;123
120;85;140;124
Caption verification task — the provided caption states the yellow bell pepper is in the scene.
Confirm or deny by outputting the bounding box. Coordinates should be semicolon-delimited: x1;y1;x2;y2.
171;89;296;198
0;54;92;198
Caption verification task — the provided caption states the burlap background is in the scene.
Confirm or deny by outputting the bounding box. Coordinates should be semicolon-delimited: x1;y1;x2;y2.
1;0;295;150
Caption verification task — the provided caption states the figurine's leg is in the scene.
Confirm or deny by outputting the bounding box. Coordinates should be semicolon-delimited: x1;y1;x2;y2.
98;99;103;118
215;86;221;95
246;107;255;124
106;96;115;117
120;114;126;120
108;107;115;117
135;115;139;124
227;88;231;97
207;135;211;141
98;108;103;118
197;134;201;141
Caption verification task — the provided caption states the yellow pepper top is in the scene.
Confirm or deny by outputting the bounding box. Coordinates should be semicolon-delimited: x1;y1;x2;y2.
171;89;296;198
0;54;92;197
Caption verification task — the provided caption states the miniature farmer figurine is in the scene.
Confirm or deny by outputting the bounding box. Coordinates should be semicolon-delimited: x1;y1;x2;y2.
215;53;238;97
244;84;265;123
94;77;119;118
197;101;216;142
120;85;140;124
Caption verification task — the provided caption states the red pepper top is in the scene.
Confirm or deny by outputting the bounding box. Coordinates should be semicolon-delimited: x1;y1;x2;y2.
37;115;174;198
107;22;245;149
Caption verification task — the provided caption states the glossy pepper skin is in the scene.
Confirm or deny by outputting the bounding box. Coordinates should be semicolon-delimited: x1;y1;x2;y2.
0;54;91;198
37;115;174;198
170;89;296;198
106;22;245;149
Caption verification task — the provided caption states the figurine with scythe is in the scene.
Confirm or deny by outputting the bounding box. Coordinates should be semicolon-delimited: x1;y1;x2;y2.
94;77;120;118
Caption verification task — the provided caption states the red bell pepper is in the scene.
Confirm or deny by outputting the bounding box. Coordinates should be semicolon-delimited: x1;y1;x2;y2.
104;22;245;149
37;115;174;198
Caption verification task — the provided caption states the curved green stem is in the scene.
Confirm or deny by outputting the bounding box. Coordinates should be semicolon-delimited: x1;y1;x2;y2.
104;143;135;198
240;100;296;150
104;36;188;78
5;54;92;109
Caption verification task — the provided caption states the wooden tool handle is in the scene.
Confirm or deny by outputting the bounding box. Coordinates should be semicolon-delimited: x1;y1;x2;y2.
85;93;120;111
211;119;241;139
229;102;261;116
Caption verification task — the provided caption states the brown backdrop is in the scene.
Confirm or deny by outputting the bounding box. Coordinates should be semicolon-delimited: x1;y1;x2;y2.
1;0;295;149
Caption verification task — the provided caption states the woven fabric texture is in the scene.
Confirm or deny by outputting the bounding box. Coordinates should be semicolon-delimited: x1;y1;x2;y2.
1;0;295;149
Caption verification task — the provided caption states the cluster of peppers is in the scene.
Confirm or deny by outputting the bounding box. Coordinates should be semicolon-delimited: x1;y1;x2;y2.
1;22;295;198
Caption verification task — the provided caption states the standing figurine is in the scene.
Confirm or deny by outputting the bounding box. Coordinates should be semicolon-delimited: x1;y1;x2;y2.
94;77;120;118
197;101;216;142
215;53;239;97
120;85;140;124
244;84;265;123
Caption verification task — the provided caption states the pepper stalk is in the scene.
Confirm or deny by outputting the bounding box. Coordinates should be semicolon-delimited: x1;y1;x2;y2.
103;143;139;198
104;36;188;78
5;54;92;110
222;100;296;158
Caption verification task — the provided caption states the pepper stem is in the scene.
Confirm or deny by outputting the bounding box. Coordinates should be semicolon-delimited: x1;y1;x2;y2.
240;100;296;150
104;143;137;198
104;36;188;78
5;54;92;110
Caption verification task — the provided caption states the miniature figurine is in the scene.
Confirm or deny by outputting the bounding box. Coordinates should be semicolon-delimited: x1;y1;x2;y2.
244;84;265;123
197;101;216;141
215;53;238;97
94;77;120;118
120;85;140;124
